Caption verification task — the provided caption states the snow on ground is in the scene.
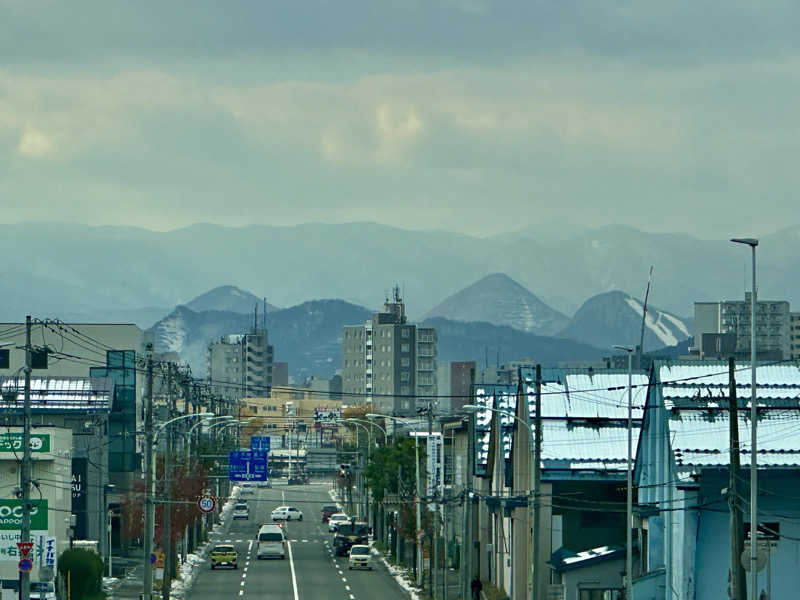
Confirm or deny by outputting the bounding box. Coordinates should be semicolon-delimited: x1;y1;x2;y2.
168;484;241;600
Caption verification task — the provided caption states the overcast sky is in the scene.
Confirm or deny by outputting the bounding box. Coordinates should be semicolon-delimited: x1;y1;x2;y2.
1;1;799;238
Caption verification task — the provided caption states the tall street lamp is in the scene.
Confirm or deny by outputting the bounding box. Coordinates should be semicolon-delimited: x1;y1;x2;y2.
731;236;759;600
185;416;234;463
613;345;634;600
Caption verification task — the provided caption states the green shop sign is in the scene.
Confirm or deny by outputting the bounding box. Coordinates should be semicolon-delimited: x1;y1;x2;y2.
0;433;50;453
0;499;48;530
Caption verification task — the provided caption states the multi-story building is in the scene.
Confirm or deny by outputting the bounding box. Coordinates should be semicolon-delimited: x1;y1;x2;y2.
792;312;800;361
207;329;274;400
693;293;792;360
342;287;438;416
436;361;476;413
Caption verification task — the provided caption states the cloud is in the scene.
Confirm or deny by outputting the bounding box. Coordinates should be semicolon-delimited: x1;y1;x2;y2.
17;128;54;157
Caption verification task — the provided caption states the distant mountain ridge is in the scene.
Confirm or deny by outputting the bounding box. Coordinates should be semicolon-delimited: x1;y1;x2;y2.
423;273;569;336
2;221;799;323
184;285;278;314
557;290;691;352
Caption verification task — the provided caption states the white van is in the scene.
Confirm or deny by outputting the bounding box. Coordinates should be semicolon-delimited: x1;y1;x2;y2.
257;524;286;559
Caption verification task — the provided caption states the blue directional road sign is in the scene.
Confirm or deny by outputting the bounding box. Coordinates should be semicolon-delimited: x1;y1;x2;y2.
229;450;268;481
250;436;271;452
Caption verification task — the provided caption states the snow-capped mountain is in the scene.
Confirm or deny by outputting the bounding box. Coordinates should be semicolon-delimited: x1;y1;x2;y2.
423;273;570;336
184;285;277;314
557;291;691;352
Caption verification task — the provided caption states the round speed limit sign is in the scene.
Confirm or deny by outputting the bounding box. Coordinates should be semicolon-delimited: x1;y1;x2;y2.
197;495;216;514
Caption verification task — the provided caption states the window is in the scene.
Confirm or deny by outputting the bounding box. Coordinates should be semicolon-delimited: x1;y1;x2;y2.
401;344;410;353
0;349;9;369
402;328;410;338
401;372;410;382
579;591;622;600
401;358;410;367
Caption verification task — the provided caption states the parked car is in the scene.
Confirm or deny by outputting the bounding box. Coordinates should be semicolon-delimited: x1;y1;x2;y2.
210;544;238;570
348;545;372;570
321;504;339;523
328;513;350;532
271;506;303;521
233;503;249;520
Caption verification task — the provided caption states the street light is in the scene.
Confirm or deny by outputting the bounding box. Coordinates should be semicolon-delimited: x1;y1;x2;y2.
368;412;426;587
613;345;634;600
185;416;234;462
732;236;759;600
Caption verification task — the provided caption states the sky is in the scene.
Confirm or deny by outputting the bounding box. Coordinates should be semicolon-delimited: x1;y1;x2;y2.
1;1;799;238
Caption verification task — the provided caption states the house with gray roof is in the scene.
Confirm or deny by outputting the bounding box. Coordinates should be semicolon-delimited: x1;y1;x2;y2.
633;360;800;600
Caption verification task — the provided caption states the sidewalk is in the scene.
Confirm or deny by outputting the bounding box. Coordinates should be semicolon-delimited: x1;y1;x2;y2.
110;486;240;600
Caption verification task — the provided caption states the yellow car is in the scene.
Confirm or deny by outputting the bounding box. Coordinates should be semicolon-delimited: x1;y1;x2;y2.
210;544;238;570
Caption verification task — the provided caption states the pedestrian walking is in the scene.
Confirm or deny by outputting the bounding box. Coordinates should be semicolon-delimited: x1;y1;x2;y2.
471;576;483;600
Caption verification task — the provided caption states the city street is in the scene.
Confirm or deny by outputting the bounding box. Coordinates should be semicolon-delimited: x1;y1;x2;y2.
188;482;410;600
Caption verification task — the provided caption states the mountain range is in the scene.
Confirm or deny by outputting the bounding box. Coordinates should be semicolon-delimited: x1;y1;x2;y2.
2;221;798;323
149;274;691;378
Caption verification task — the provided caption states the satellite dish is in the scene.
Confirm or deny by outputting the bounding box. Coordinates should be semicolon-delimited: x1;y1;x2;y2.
741;542;768;572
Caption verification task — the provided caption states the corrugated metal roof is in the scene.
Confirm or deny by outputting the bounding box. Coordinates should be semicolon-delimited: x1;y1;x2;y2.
658;363;800;388
670;410;800;467
534;373;648;419
541;421;640;462
0;376;112;411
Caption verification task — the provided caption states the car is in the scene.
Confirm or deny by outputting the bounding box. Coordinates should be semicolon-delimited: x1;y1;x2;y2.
257;524;286;559
240;482;256;495
334;521;369;556
30;582;56;600
328;513;350;532
287;474;310;485
348;545;372;570
271;506;303;521
257;479;272;488
321;504;339;523
233;502;249;520
210;544;238;570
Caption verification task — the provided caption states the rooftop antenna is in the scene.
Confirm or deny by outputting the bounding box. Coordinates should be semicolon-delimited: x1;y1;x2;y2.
637;266;654;369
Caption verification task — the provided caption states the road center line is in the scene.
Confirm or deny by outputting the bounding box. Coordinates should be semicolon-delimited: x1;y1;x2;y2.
287;540;300;600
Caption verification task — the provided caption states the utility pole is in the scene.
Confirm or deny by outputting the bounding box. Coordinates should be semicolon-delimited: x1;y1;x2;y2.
143;346;155;599
162;365;175;600
429;403;437;599
415;432;423;587
20;316;32;600
532;365;542;600
729;357;746;600
461;396;475;600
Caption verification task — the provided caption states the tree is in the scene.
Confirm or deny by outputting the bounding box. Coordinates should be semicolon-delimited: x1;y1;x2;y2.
58;549;103;600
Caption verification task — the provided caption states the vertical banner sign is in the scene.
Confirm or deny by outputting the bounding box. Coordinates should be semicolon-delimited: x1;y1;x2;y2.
426;435;443;501
72;457;88;539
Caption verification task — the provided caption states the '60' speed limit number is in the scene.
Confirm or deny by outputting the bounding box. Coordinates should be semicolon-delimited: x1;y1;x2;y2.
197;495;216;514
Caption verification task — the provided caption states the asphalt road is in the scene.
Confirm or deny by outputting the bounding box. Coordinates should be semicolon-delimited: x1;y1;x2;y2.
187;482;410;600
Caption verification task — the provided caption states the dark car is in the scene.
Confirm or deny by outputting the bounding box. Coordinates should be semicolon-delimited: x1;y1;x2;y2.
321;504;339;523
288;473;310;485
333;521;370;556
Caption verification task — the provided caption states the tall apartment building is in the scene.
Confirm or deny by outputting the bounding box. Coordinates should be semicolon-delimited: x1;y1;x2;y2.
342;287;437;416
207;330;274;400
693;293;792;360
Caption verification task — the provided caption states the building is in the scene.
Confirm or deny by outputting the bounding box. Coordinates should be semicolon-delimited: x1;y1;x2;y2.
0;426;72;589
207;330;274;400
791;312;800;361
634;361;800;600
692;294;792;359
341;287;437;416
272;362;289;387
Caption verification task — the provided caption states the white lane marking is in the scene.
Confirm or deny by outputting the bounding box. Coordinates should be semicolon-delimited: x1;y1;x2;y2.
341;577;347;582
287;541;300;600
241;581;245;587
301;539;308;543
349;595;354;600
345;585;351;591
239;591;244;597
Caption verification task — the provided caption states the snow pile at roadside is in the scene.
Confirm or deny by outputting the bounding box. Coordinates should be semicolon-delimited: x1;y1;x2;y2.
168;485;240;599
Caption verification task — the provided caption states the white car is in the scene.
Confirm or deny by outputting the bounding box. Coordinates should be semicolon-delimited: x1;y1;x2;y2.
233;503;249;520
328;513;350;532
271;506;303;521
240;483;256;495
348;545;372;570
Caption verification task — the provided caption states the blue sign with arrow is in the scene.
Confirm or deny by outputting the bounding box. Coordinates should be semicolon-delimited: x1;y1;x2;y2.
229;450;268;481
